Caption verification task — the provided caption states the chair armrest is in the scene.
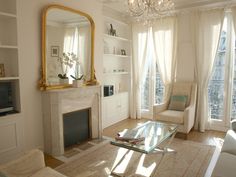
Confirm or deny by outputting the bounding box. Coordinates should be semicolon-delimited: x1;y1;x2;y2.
0;149;45;176
183;104;195;133
153;102;169;115
231;119;236;131
182;83;197;133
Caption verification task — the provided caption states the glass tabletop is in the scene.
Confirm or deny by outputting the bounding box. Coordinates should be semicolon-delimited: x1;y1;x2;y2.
110;121;178;154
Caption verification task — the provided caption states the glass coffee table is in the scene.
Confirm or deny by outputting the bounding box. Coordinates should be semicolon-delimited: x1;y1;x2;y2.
110;121;178;176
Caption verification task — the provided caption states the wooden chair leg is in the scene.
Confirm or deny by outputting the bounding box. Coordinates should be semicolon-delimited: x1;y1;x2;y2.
175;132;188;140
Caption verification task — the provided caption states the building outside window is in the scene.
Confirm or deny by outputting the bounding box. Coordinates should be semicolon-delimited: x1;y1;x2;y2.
208;13;236;126
140;28;165;115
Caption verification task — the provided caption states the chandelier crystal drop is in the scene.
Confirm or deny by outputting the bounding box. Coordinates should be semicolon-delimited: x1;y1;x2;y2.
127;0;174;19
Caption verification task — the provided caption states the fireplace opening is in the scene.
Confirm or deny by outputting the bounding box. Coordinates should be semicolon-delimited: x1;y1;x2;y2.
63;108;91;148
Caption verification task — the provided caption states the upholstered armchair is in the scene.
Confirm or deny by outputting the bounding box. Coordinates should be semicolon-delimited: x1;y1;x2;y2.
153;82;197;137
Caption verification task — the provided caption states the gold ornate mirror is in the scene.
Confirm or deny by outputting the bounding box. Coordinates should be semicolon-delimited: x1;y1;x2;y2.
40;4;97;90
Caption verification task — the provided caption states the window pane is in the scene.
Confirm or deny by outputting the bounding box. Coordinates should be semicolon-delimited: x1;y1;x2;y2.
231;49;236;120
155;63;164;104
141;69;150;110
208;23;227;120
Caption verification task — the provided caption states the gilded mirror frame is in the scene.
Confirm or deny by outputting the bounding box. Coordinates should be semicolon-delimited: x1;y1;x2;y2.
39;4;97;90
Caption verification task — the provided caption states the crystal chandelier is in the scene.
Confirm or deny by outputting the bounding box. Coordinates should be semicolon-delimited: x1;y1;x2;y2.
127;0;174;19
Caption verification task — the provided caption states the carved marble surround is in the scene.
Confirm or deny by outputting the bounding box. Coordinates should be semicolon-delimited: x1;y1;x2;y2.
42;85;101;156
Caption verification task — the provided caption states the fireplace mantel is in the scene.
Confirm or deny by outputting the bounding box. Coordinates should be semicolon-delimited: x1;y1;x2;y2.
42;85;102;156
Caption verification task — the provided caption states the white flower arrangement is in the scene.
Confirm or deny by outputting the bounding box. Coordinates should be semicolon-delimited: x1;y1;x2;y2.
57;52;80;79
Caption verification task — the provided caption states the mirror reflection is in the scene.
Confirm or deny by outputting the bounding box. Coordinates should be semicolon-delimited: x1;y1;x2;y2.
46;8;91;85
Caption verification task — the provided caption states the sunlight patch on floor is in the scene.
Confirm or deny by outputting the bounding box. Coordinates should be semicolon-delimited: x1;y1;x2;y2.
104;167;111;176
94;160;106;167
112;148;134;174
135;154;156;177
212;137;224;149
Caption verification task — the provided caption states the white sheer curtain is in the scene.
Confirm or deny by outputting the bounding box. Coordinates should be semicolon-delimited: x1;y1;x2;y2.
152;17;177;100
78;25;91;81
195;9;224;132
232;7;236;38
63;25;91;82
63;27;79;83
131;23;148;119
63;27;78;54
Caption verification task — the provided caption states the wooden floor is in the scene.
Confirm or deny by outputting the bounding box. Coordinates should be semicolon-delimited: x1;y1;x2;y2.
45;118;226;169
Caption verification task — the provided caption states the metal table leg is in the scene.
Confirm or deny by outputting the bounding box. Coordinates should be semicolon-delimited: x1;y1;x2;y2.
150;131;177;177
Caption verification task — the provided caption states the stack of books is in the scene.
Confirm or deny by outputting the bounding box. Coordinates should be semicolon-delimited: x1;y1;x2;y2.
115;129;145;145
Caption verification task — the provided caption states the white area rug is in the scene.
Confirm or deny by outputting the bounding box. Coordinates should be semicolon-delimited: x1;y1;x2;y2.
56;138;215;177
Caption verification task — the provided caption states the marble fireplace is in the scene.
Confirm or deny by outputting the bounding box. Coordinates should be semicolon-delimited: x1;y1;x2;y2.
42;85;102;156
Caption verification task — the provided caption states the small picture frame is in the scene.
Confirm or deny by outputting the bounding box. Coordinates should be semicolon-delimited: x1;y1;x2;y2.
121;49;126;56
51;46;59;57
0;64;5;77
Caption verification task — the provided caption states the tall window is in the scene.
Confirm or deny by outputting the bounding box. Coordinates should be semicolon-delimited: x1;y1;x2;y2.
208;12;236;126
155;64;165;104
231;38;236;120
208;25;226;120
141;28;164;114
141;68;150;110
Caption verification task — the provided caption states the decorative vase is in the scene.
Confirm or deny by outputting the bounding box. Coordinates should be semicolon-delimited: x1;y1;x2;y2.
73;80;83;87
59;78;69;84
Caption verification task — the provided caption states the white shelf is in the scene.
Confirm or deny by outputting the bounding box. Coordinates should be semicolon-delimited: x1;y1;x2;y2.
0;45;18;49
0;77;19;81
104;54;131;58
0;11;16;18
103;34;131;42
103;72;129;75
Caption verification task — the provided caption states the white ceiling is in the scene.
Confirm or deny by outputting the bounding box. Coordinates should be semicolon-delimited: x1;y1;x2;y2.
101;0;236;14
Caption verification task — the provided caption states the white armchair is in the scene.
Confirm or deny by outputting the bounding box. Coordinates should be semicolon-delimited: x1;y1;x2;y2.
153;82;197;137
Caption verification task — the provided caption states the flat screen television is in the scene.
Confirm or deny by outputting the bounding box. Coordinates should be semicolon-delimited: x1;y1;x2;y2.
0;82;13;113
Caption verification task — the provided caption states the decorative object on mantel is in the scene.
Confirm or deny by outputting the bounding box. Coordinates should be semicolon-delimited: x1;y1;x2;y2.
59;78;69;84
109;24;116;36
0;64;5;77
72;79;83;87
127;0;174;21
71;75;84;87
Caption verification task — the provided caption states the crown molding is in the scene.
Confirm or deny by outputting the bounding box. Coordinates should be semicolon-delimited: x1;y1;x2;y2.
174;0;235;10
100;0;236;12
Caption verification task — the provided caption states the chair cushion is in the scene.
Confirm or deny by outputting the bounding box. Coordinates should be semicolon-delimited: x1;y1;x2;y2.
212;152;236;177
31;167;66;177
221;130;236;155
168;95;187;111
156;110;184;124
0;149;45;177
172;83;192;106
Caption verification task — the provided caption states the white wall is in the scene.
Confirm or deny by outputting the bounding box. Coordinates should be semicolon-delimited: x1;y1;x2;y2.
176;12;196;82
47;25;65;83
17;0;103;152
